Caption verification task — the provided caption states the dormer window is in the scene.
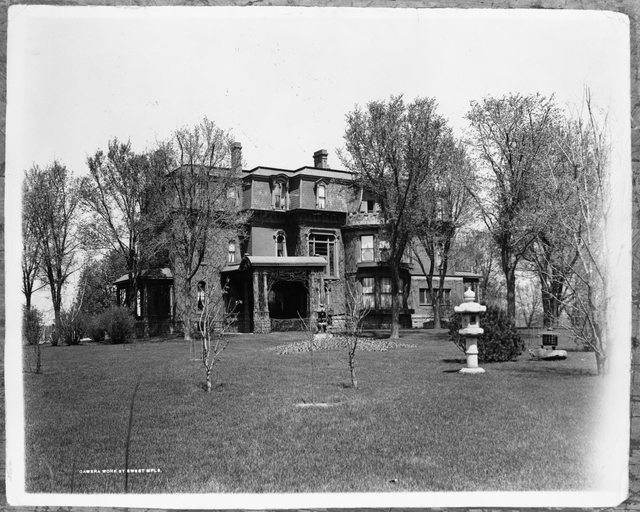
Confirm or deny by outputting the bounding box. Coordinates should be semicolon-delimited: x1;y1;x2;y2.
271;175;289;210
360;189;377;214
274;230;287;257
316;180;327;209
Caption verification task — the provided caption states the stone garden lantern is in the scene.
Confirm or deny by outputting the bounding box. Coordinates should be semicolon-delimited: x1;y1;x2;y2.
454;287;486;374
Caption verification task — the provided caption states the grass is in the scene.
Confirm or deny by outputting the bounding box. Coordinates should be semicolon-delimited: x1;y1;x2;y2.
22;329;603;494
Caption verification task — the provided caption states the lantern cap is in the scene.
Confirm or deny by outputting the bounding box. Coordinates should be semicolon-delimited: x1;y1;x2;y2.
454;302;486;314
463;287;476;302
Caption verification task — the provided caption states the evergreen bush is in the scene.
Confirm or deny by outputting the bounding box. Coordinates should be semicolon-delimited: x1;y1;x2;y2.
449;305;525;363
99;307;136;344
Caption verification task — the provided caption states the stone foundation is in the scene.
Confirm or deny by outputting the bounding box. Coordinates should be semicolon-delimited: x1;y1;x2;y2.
253;315;271;334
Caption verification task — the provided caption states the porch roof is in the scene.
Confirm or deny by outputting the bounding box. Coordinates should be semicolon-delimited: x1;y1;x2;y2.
222;255;327;272
114;268;173;285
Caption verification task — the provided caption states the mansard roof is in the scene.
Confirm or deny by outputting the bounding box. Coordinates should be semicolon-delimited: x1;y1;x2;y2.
242;166;353;182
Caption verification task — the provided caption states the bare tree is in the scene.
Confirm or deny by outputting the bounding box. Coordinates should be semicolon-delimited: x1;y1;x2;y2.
543;95;611;374
412;137;476;328
340;95;449;339
23;162;82;345
450;229;505;307
516;274;543;329
82;139;167;310
465;93;562;322
22;180;46;309
157;118;247;341
341;275;371;389
197;278;239;393
23;305;44;373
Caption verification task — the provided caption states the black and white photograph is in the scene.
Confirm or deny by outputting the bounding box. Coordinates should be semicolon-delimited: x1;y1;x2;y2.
4;4;633;508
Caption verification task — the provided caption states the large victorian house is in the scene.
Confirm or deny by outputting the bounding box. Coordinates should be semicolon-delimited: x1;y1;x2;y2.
116;145;479;335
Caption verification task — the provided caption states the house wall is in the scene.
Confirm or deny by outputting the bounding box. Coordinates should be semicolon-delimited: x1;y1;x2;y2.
289;177;301;209
250;178;273;210
409;276;466;328
250;226;279;256
242;181;252;210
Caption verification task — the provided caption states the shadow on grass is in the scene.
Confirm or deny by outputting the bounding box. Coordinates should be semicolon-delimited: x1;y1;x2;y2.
508;364;598;377
441;358;466;364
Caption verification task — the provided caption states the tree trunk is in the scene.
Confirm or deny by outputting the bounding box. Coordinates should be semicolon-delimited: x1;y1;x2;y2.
432;300;441;329
595;351;607;376
348;340;357;388
205;367;212;392
52;306;62;347
505;270;516;322
182;276;193;341
389;264;401;340
34;344;41;374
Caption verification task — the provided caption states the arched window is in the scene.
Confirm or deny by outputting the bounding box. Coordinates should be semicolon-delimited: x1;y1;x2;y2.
271;176;289;210
315;180;327;209
197;281;206;310
228;240;236;264
274;230;287;257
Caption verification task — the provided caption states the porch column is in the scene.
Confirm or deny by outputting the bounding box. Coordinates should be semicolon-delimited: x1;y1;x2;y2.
243;276;251;332
262;272;269;316
252;270;271;334
309;272;319;331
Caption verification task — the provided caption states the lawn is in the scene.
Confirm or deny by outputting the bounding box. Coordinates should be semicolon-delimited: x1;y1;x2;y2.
23;329;603;494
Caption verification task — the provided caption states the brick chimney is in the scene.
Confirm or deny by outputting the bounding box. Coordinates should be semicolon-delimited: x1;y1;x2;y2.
231;142;242;172
313;149;329;169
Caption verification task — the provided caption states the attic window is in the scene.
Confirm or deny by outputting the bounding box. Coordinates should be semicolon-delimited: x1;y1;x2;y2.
317;184;326;209
316;180;328;209
271;176;289;210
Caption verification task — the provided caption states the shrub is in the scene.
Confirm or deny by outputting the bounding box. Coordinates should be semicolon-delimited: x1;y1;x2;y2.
23;306;44;374
60;310;86;346
23;306;45;346
99;307;135;344
84;316;106;342
449;305;525;363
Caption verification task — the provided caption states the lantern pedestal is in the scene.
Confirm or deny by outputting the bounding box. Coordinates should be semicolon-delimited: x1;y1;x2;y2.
459;334;485;374
454;288;486;375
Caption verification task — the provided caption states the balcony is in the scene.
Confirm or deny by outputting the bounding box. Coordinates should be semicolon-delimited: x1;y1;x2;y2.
346;212;383;226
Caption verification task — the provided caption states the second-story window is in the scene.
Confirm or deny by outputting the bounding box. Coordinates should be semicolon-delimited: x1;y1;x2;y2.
228;241;236;264
275;230;287;257
309;232;337;278
197;281;206;310
360;235;374;262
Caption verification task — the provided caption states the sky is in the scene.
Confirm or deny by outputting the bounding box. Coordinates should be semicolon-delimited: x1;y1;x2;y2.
6;6;631;320
5;5;633;507
6;6;630;173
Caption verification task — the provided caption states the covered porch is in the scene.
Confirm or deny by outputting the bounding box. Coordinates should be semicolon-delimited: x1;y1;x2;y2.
222;256;327;333
114;268;175;337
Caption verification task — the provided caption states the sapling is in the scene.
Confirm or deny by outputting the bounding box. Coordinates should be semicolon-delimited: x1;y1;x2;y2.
198;281;240;392
342;276;371;389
